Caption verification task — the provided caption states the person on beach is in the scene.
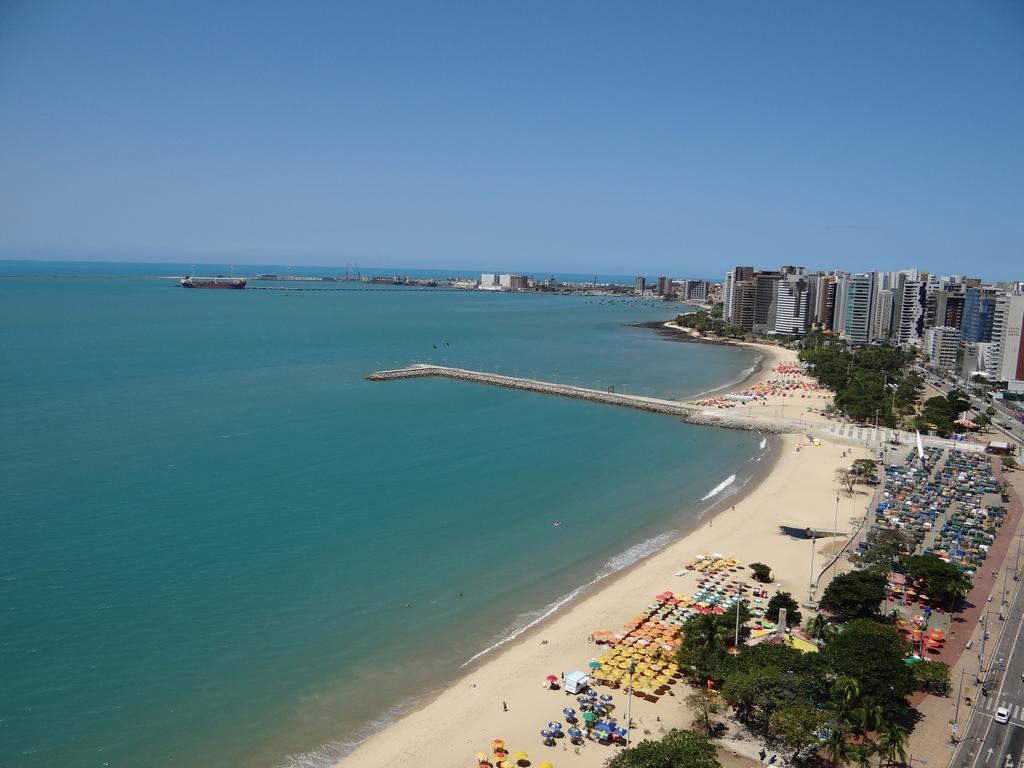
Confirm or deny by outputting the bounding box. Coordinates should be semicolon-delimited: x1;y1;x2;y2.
503;701;508;712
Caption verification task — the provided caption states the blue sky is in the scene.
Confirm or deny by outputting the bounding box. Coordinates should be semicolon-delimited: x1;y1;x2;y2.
1;1;1021;278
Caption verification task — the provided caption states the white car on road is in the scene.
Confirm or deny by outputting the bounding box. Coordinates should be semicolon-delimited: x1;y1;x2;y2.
994;707;1010;724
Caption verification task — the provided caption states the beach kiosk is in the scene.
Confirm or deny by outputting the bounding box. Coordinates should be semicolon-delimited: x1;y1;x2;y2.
563;671;591;695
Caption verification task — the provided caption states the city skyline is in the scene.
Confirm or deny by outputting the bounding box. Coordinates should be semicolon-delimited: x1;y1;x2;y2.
1;2;1022;277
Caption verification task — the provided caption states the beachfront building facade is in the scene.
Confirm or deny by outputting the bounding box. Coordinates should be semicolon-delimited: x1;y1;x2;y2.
924;325;961;371
962;287;999;343
986;293;1024;382
873;288;894;341
926;287;966;331
773;275;814;336
656;276;675;297
841;272;876;344
752;271;782;334
722;266;754;324
682;279;709;302
894;278;927;346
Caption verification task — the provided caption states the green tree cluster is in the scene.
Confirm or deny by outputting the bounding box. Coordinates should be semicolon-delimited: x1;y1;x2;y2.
819;571;887;621
675;311;746;339
903;554;970;607
913;391;971;435
604;728;720;768
798;342;921;424
851;529;915;572
820;620;915;714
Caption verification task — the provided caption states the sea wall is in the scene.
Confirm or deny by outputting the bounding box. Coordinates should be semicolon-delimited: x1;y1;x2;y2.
367;365;798;435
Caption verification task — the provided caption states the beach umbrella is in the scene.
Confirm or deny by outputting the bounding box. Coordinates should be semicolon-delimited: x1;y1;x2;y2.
599;694;613;702
575;694;588;703
540;729;553;738
562;707;576;717
475;752;489;762
588;661;601;670
492;739;505;748
583;711;598;722
545;675;558;682
547;721;562;731
538;764;554;768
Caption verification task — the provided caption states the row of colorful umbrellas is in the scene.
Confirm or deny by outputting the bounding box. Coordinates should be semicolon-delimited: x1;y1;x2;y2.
476;739;553;768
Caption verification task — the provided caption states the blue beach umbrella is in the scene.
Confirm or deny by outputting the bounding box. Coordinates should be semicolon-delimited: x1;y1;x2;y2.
613;727;628;738
540;729;553;738
568;727;583;738
576;694;589;703
600;694;613;703
547;721;562;731
562;707;576;718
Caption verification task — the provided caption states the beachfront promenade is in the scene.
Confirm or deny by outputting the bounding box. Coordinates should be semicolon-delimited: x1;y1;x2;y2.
367;364;800;433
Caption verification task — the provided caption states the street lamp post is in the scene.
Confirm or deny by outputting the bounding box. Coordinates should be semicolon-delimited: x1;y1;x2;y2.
832;496;840;557
735;590;742;647
807;535;818;606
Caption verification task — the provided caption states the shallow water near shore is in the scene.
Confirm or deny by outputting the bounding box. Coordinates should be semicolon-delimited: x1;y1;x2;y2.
0;262;762;768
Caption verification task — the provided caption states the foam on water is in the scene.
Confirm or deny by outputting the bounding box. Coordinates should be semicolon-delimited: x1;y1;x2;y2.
700;473;737;501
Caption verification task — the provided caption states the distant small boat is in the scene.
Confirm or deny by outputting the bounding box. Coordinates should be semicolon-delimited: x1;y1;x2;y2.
180;276;247;289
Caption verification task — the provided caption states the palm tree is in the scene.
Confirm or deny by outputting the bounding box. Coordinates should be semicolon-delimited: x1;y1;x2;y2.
875;724;908;768
826;727;852;768
853;703;884;743
686;614;731;650
851;744;875;768
807;613;837;644
831;677;862;723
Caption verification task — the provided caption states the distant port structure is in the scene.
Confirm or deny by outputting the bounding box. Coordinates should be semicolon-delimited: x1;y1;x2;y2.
367;364;800;434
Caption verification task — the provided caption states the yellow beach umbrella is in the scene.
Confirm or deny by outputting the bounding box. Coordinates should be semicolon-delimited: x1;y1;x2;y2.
539;763;554;768
475;752;489;762
514;751;529;761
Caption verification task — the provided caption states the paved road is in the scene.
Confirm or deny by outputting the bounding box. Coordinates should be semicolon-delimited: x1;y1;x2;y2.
954;572;1024;768
917;368;1024;446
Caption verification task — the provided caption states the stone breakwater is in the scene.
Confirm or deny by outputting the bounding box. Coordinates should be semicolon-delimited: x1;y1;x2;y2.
366;365;798;434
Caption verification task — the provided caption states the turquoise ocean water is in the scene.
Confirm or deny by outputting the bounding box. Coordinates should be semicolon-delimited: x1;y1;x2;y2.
0;262;763;768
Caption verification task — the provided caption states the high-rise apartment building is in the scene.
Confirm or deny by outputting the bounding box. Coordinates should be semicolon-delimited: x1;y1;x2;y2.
924;326;960;371
873;289;893;341
753;271;782;334
656;276;674;297
987;294;1024;382
841;273;877;344
894;279;927;346
926;288;966;330
962;287;999;343
633;276;646;294
774;276;814;335
682;280;709;302
722;267;754;323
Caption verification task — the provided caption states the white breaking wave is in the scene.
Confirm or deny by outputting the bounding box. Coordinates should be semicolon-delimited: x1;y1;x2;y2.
700;473;737;501
759;437;767;450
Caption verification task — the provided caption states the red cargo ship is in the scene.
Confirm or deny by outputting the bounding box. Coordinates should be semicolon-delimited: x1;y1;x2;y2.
180;276;247;289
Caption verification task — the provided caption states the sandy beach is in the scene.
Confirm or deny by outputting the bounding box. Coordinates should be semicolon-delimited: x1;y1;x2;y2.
336;340;866;768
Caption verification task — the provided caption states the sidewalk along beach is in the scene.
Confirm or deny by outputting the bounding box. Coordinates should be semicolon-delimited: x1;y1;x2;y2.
334;367;867;768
